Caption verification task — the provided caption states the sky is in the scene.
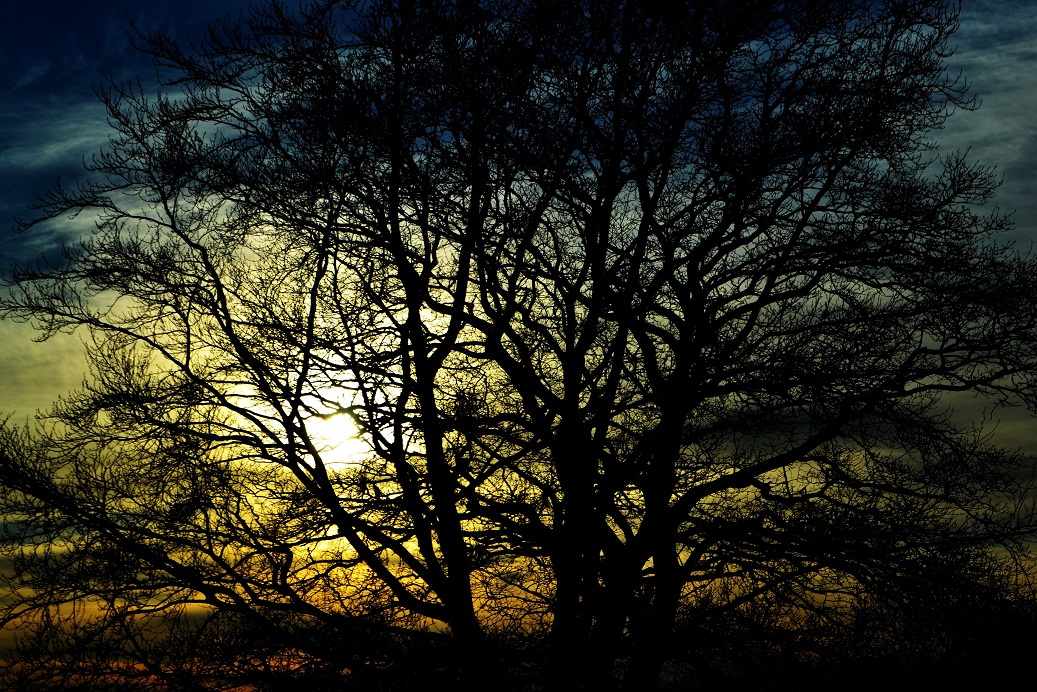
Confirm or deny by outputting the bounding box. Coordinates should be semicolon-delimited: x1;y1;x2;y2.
1;0;1036;432
0;0;295;421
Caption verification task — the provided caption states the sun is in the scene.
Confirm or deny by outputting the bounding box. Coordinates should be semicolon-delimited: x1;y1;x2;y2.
306;411;369;468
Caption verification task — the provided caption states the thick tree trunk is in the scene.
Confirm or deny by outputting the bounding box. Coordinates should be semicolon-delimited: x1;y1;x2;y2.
623;581;679;691
622;416;683;691
540;418;605;689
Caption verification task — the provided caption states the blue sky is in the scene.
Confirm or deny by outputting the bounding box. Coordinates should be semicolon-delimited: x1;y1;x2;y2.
0;0;282;419
0;0;285;261
1;0;1036;422
941;0;1037;242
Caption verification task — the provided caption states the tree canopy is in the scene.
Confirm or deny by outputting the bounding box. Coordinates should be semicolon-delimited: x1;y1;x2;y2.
3;0;1037;689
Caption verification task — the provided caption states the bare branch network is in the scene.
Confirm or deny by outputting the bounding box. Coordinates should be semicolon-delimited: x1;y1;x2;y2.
3;1;1037;690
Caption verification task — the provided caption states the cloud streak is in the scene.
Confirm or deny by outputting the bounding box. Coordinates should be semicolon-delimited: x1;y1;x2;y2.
0;100;109;172
941;0;1037;241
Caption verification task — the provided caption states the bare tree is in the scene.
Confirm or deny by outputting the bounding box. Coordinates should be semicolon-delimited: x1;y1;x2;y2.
3;1;1037;689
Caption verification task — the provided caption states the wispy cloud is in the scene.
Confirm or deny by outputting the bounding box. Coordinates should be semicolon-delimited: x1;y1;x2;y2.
942;0;1037;240
0;91;109;268
8;61;53;92
0;99;109;172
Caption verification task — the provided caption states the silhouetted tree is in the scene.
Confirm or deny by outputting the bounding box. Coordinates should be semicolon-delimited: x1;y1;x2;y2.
3;1;1037;689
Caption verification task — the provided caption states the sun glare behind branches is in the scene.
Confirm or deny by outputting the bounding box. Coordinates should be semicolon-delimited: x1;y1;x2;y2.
306;408;368;469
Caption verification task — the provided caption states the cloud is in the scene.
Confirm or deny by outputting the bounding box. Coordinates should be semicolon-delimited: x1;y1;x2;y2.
0;93;110;266
0;320;87;420
0;0;305;420
939;1;1037;242
8;61;53;92
0;99;109;172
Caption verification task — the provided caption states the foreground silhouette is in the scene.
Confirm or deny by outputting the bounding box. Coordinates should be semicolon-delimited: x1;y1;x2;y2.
3;1;1037;689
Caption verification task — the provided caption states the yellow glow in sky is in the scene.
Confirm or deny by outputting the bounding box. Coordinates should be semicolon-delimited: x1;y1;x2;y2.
307;412;368;468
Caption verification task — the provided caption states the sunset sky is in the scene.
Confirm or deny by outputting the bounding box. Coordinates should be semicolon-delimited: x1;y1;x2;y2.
2;0;1036;426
